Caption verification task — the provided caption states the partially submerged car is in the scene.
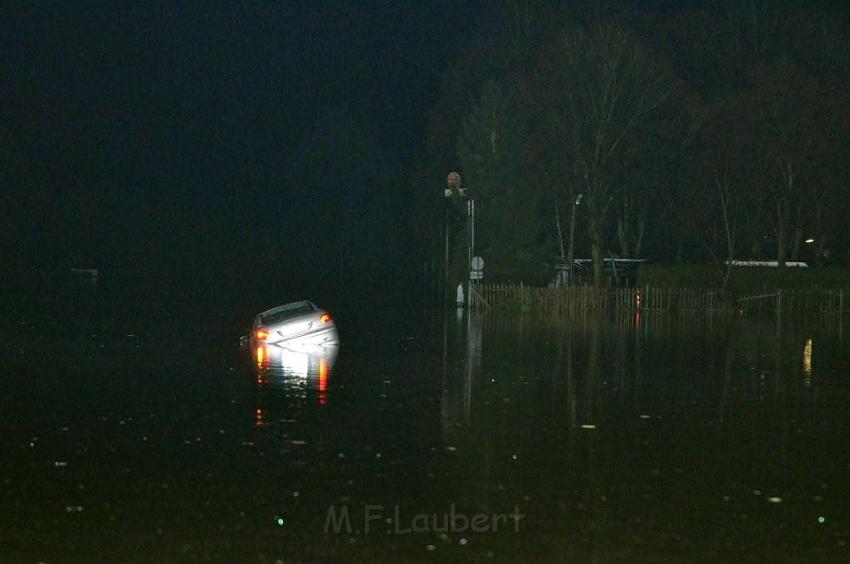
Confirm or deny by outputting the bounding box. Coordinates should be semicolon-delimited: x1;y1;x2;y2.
244;300;339;349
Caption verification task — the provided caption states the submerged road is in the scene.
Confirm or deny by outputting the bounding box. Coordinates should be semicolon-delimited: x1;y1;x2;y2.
1;310;849;562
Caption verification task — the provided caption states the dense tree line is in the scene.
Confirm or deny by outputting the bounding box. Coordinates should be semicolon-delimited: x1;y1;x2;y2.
416;1;850;287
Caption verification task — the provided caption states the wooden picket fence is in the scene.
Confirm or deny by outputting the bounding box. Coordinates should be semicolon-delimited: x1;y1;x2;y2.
470;285;847;314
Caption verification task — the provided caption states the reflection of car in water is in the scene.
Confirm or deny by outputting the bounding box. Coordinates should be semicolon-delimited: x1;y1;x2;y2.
254;343;339;406
242;300;339;349
254;341;338;374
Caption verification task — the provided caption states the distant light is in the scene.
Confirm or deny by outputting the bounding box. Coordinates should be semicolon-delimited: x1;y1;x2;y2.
818;516;826;524
276;516;285;526
802;338;813;380
805;238;815;244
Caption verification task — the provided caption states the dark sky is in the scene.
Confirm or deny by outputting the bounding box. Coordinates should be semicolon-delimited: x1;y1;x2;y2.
4;1;481;200
2;1;483;297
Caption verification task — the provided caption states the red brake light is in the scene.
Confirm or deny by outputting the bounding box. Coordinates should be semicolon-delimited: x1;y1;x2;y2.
320;313;331;324
256;329;269;340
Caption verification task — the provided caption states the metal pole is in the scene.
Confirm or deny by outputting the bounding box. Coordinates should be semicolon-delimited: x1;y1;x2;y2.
444;203;449;305
567;202;577;286
467;199;472;271
470;199;475;307
471;199;475;258
567;194;582;287
467;198;472;309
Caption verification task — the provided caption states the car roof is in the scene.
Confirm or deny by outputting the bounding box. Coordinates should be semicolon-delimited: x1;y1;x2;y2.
258;300;316;317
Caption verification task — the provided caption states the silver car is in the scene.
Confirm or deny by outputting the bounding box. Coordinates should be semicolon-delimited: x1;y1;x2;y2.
248;300;339;349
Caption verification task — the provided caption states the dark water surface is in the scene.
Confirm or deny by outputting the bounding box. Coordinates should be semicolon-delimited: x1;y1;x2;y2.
2;310;849;563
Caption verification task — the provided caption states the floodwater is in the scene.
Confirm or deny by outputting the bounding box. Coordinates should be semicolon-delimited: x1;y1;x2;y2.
2;309;849;563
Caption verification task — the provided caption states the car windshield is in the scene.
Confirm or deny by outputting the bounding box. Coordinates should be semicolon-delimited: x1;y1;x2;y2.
261;302;314;325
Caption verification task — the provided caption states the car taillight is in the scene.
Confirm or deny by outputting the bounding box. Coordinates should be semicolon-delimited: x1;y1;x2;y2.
256;329;269;340
320;313;331;324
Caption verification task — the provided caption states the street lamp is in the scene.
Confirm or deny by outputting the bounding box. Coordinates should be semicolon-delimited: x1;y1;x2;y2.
566;193;583;287
444;172;475;307
445;172;464;304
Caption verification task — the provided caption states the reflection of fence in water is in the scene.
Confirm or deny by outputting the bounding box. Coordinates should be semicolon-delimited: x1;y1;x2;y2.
440;306;847;521
473;286;723;312
473;285;847;315
476;307;716;338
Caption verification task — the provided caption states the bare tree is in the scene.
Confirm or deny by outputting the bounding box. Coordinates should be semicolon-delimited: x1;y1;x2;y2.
537;24;677;286
748;60;833;267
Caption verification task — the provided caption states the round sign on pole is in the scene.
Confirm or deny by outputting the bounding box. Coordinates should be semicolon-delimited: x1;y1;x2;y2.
471;256;484;271
447;172;461;189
